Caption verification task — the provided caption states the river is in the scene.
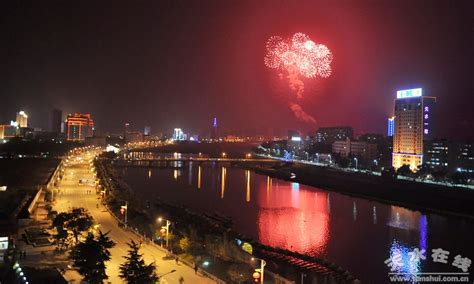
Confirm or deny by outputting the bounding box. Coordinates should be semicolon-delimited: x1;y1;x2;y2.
119;154;474;283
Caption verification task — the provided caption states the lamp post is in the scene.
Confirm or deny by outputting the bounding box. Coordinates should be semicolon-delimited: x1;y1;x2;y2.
121;202;128;226
301;272;307;284
354;157;358;170
251;257;267;284
158;217;171;248
315;153;320;164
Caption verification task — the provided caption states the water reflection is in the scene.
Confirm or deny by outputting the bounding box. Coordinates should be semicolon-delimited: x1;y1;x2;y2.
257;180;329;254
353;201;357;221
266;176;271;200
373;206;377;224
197;165;202;189
389;240;423;275
148;169;152;179
125;161;474;283
188;162;193;185
387;207;428;277
245;170;251;202
221;167;226;199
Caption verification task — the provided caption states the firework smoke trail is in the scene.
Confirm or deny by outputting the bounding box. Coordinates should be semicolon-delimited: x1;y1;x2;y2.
264;33;333;123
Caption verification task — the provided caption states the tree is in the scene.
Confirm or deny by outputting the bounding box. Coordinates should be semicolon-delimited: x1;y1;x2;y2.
119;240;157;284
53;208;94;247
179;236;190;253
69;208;94;243
416;164;433;180
397;164;412;176
70;231;115;284
227;263;253;284
54;227;70;250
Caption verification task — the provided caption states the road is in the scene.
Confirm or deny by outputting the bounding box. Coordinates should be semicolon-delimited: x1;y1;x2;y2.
54;150;216;284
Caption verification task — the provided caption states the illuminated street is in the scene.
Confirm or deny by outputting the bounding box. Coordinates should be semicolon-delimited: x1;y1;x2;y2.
54;151;215;284
1;2;472;283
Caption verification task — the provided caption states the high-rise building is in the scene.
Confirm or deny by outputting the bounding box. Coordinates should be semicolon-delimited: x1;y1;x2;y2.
50;109;62;133
424;139;449;171
124;122;130;135
332;138;378;161
66;113;94;141
387;117;395;137
450;142;473;174
144;126;151;136
211;117;218;140
315;126;353;144
173;128;185;141
392;88;436;170
16;111;28;128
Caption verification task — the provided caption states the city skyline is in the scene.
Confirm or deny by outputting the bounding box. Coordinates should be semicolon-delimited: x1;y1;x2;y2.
1;2;473;284
1;1;472;139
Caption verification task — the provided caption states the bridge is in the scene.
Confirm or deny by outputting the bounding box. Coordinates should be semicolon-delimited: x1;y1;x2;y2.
112;157;285;168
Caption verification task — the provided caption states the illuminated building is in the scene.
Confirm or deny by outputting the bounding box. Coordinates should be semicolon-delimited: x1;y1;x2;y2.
288;129;299;139
144;126;151;136
211;117;218;140
16;111;28;128
50;109;62;133
387;117;395;137
424;140;473;173
332;138;378;161
173;128;185;141
65;113;94;141
392;88;436;170
424;139;449;171
315;126;353;144
0;125;17;141
124;122;130;135
450;142;473;173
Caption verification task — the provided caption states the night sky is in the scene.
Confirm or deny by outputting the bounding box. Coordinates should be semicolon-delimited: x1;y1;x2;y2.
1;1;472;139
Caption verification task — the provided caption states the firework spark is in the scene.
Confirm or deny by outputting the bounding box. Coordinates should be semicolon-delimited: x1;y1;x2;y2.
265;33;333;78
264;33;333;123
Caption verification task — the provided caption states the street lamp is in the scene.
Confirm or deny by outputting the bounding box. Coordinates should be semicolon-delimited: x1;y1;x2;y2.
251;257;267;284
221;152;227;158
354;157;358;170
157;217;171;248
328;154;332;165
315;153;320;164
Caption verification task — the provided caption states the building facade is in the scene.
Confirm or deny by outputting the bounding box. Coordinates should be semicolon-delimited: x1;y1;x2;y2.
66;113;94;141
392;88;436;171
424;139;449;171
450;142;473;174
387;117;395;137
316;126;353;145
15;111;28;128
332;138;378;161
50;109;62;133
211;117;218;140
0;125;17;141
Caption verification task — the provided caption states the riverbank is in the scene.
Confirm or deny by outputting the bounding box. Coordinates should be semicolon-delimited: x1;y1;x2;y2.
97;156;359;283
247;162;474;218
